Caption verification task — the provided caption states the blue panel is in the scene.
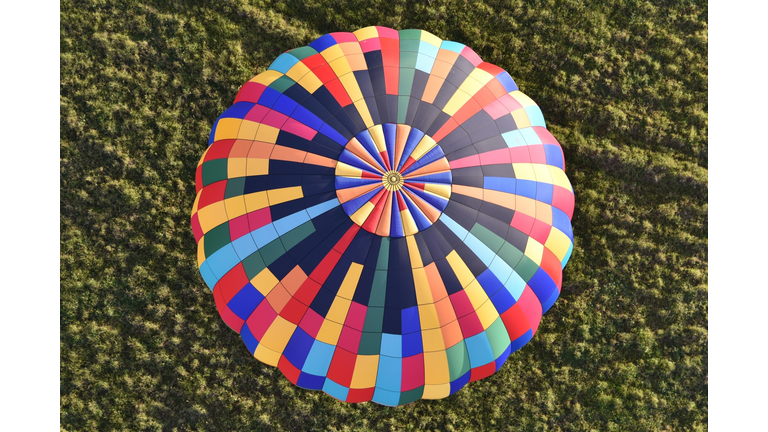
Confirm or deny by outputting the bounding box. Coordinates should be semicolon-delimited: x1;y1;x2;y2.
495;71;518;92
525;106;547;127
274;210;311;236
449;371;471;395
273;94;299;116
465;332;495;367
551;207;573;239
390;204;404;237
309;33;338;52
484;177;515;194
541;288;560;314
399;127;425;170
375;355;402;392
403;186;449;211
528;268;558;311
232;233;259;259
535;183;553;204
516;179;537;200
207;244;240;278
402;332;423;357
401;145;445;175
405;172;452;184
199;261;218;290
291;105;324;130
240;323;259;355
341;188;382;215
490;282;516;314
269;53;300;73
356;130;388;168
494;343;512;370
543;144;564;169
297;372;326;390
477;269;504;296
380;333;402;358
320;123;348;146
401;306;420;334
283;327;315;369
335;176;380;189
509;329;533;353
221;102;256;120
302;340;336;376
372;387;401;406
228;283;264;321
251;223;279;248
257;87;282;108
402;196;432;231
323;378;350;401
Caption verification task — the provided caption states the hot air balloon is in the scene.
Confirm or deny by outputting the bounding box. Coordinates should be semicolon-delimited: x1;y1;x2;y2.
191;27;575;406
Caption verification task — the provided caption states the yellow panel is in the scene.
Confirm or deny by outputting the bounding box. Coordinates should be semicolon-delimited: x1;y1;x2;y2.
224;197;247;219
536;201;553;224
468;68;494;85
251;268;279;296
243;191;269;211
532;164;553;184
227;158;247;178
337;262;364;299
329;57;353;79
368;124;387;153
346;53;368;71
298;73;324;93
249;70;283;85
510;90;537;107
350;202;376;226
463;279;489;309
418;304;441;330
458;76;484;95
254;343;281;366
482;189;515;210
286;61;312;82
420;31;442;48
353;26;378;41
339;41;363;56
524;237;544;265
422;383;451;400
424;183;451;199
197;237;206;267
196;147;210;167
326;297;352;324
511;109;531;129
353;99;374;128
197;202;228;233
406;236;423;268
191;191;202;215
237;120;260;140
245;158;269;176
213;118;242;141
321;44;344;62
413;269;433;304
511;163;536;181
255;124;279;143
548;166;573;191
339;72;363;102
445;251;474;288
545;228;572;262
315;319;343;345
442;90;473;116
421;328;446;352
514;195;536;218
259;316;296;353
410;135;437;161
423;350;450;384
401;210;418;236
335;162;363;178
476;300;501;329
267;186;303;206
350;355;379;389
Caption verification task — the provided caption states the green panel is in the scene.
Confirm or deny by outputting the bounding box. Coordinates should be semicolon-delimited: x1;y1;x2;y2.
268;75;296;93
376;238;390;270
287;46;318;60
399;51;418;69
514;255;540;282
201;159;228;187
358;330;382;355
399;69;415;95
399;30;422;41
470;223;504;253
280;221;315;251
224;177;246;199
398;387;424;405
242;251;266;280
260;239;286;266
446;340;471;381
397;96;410;124
497;242;524;268
368;271;388;307
362;307;385;334
203;222;231;258
486;317;512;358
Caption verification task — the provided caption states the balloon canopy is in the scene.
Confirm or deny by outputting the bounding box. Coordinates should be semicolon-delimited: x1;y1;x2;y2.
191;27;575;406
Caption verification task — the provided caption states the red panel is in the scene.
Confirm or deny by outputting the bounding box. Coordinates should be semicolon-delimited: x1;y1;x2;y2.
479;148;512;166
362;189;389;233
195;165;203;194
469;361;496;382
517;286;543;335
298;308;324;338
247;207;272;232
246;300;278;340
217;264;249;302
336;326;362;353
478;62;504;76
197;180;227;209
539;248;563;291
278;355;301;384
401;354;425;391
529;219;553;245
552;186;575;219
204;140;236;162
191;213;204;242
498;94;523;112
460;46;483;66
244;104;270;123
432;118;459;143
500;302;531;341
533;126;559;145
449;291;474;318
333;224;360;254
473;87;496;108
451;98;482;126
383;66;400;95
528;145;547;164
360;37;382;53
302;53;327;71
294;278;322;306
346;387;375;403
510;211;535;235
326;347;357;387
228;213;251;241
457;312;484;338
234;82;267;104
345;302;368;331
324;78;353;107
450;154;481;170
214;285;245;332
509;146;532;164
280;297;309;325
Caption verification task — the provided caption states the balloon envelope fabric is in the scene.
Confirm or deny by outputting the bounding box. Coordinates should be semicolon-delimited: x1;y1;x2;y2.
191;27;575;406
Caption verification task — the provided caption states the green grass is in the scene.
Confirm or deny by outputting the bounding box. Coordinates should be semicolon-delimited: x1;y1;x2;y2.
60;0;707;430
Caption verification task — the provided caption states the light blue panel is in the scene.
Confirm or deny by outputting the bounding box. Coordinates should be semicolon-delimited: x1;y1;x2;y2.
372;387;401;406
501;130;528;148
562;242;573;269
251;223;279;248
525;106;547;127
199;261;218;291
375;355;402;392
438;214;469;241
206;244;240;279
380;333;402;357
415;53;437;73
274;210;311;236
463;234;495;266
504;271;527;300
519;127;543;145
440;41;466;53
323;378;350;401
302;340;335;376
418;41;440;58
307;198;341;219
465;332;495;367
268;53;300;73
488;256;513;284
231;233;259;259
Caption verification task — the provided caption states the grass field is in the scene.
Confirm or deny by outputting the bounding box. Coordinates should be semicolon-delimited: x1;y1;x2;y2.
60;0;708;430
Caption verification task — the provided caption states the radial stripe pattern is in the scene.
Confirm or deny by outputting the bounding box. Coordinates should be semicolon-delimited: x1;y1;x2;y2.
191;26;575;407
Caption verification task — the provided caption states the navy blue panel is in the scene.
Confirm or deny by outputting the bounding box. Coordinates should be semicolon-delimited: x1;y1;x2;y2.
426;111;452;137
438;125;472;154
269;159;305;176
445;145;478;162
343;104;368;135
298;219;353;273
363;50;384;70
479;201;515;226
375;93;390;124
276;130;313;152
433;220;463;249
445;67;469;88
302;164;334;176
287;231;323;263
283;327;315;369
268;253;297;280
344;229;376;264
469;122;501;143
309;206;348;235
313;86;344;118
481;163;516;178
384;272;403;310
404;97;421;126
323;256;353;295
228;283;264;321
443;200;478;231
332;107;361;137
410;69;430;99
451;166;485;188
353;253;378;304
397;270;417;309
495;114;517;134
270;198;307;220
402;330;423;357
432;82;458;110
510;329;533;353
364;97;381;125
435;258;463;295
473;135;507;153
354;70;376;99
283;84;313;106
388;237;410;273
454;242;487;277
462;110;495;132
476;212;510;240
297;372;326;390
368;66;386;96
386;95;399;125
243;175;269;194
311;133;345;155
506;226;529;251
413;232;434;266
267;174;303;189
303;191;338;209
310;285;337;316
449;371;471;395
420;225;453;261
381;307;402;334
453;55;476;75
295;92;335;121
452;190;484;210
